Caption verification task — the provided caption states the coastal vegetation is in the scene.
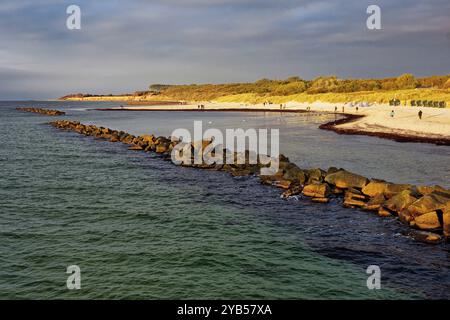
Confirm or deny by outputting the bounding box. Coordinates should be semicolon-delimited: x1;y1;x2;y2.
60;74;450;105
49;119;450;245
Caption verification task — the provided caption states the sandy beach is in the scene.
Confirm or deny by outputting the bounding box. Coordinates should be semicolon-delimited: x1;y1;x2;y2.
103;101;450;142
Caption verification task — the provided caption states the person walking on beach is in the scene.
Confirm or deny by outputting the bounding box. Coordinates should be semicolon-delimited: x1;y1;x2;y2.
390;110;395;118
334;106;337;112
418;110;423;120
342;106;345;113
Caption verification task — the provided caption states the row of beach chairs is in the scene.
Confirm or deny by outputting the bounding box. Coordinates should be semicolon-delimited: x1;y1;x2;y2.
389;99;446;108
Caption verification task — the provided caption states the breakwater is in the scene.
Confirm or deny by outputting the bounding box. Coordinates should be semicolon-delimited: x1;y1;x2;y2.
17;107;65;116
49;119;450;245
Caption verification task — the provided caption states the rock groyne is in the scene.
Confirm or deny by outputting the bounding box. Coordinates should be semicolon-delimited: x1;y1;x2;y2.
17;107;65;116
49;120;450;245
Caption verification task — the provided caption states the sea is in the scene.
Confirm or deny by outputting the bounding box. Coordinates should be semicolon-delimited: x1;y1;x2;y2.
0;101;449;299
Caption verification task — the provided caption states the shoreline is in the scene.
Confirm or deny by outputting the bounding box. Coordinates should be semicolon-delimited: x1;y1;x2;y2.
319;114;450;146
92;101;450;146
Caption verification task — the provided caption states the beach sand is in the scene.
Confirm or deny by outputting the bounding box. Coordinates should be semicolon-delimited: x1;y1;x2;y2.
106;101;450;140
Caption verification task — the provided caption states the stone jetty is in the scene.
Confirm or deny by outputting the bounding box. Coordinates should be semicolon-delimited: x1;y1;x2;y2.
49;120;450;245
17;107;65;116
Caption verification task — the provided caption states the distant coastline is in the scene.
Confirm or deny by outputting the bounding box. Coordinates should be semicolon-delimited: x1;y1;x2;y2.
59;74;450;106
58;74;450;145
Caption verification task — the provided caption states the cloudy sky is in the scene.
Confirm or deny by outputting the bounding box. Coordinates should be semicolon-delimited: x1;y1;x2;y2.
0;0;449;99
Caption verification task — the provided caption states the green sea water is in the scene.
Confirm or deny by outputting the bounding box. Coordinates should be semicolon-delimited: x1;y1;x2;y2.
1;102;449;299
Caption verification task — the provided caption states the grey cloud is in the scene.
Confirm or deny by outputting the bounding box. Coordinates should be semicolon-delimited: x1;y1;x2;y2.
0;0;449;99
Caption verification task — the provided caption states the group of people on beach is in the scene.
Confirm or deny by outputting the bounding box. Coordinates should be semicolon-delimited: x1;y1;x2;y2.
390;110;423;119
197;105;205;110
334;106;352;113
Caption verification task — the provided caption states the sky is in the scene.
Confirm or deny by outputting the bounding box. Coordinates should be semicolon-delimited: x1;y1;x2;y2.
0;0;449;99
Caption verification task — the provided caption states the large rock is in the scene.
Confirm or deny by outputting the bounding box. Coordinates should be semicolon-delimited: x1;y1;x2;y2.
417;185;446;196
343;190;367;208
405;192;450;218
306;168;324;184
443;203;450;239
324;170;369;189
128;145;143;151
412;211;441;230
302;183;330;198
384;190;417;214
378;208;393;217
156;143;170;153
362;181;389;197
281;186;303;198
141;135;155;143
260;171;284;186
409;230;442;244
282;163;306;185
273;180;292;189
363;193;386;211
384;184;413;199
343;197;366;208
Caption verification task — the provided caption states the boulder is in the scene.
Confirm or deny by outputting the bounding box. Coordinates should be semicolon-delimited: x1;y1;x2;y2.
362;181;389;197
384;184;413;199
282;163;306;185
412;211;441;230
331;187;344;195
408;230;442;244
281;186;303;198
399;209;414;224
326;167;340;175
443;203;450;239
260;171;284;186
156;144;169;153
121;135;134;144
273;180;292;189
110;135;120;143
302;183;330;198
405;192;450;218
343;190;368;207
227;165;254;177
384;190;417;214
417;185;446;196
128;145;143;151
141;135;155;143
324;170;369;189
378;208;393;217
363;194;386;211
343;197;366;208
306;168;324;184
